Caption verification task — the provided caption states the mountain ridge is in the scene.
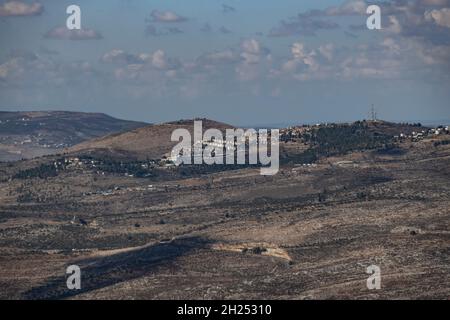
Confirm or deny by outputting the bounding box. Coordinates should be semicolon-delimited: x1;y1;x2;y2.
0;111;149;161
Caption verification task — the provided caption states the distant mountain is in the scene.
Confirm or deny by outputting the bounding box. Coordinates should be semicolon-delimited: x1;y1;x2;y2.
68;118;233;160
0;111;149;161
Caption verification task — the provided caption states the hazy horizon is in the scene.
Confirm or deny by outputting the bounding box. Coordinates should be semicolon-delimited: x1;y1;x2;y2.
1;106;449;128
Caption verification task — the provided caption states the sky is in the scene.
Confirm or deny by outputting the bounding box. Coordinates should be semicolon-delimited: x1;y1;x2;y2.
0;0;449;126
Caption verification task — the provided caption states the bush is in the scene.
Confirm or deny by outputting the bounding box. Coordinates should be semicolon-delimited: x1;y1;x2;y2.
13;164;58;180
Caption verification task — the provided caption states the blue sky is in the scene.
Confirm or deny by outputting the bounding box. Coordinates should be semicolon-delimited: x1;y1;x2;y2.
0;0;449;125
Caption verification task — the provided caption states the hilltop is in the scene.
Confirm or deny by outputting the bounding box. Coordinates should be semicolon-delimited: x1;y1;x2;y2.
67;118;233;160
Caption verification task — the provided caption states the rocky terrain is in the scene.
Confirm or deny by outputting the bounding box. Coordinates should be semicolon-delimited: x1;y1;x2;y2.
0;111;148;161
0;119;449;300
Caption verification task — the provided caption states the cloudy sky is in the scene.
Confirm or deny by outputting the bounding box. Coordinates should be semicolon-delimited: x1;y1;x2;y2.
0;0;449;125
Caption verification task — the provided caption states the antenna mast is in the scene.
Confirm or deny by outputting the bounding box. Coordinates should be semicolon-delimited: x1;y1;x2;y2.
370;104;377;122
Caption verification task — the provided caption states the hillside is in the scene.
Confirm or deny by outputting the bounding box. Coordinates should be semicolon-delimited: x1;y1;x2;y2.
9;119;437;182
67;119;438;168
0;111;148;161
279;120;432;164
68;118;234;160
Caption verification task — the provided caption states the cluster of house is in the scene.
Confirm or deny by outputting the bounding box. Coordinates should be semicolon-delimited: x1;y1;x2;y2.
167;139;230;163
53;156;177;177
279;123;338;142
292;163;318;171
59;157;83;168
395;125;449;142
280;122;450;143
3;132;70;149
167;136;259;164
279;126;312;142
1;118;76;148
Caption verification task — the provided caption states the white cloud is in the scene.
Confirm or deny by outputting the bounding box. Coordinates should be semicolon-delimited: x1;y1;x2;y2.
198;50;238;65
0;53;97;89
324;0;367;16
150;10;186;23
283;43;318;74
0;1;43;17
0;58;23;80
151;50;168;69
381;38;401;55
318;44;334;61
425;8;450;28
386;15;402;34
235;39;271;81
45;27;102;40
241;39;261;55
101;49;128;63
101;49;180;71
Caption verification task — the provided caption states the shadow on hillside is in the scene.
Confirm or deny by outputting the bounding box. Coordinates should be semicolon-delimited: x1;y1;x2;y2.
23;236;211;300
